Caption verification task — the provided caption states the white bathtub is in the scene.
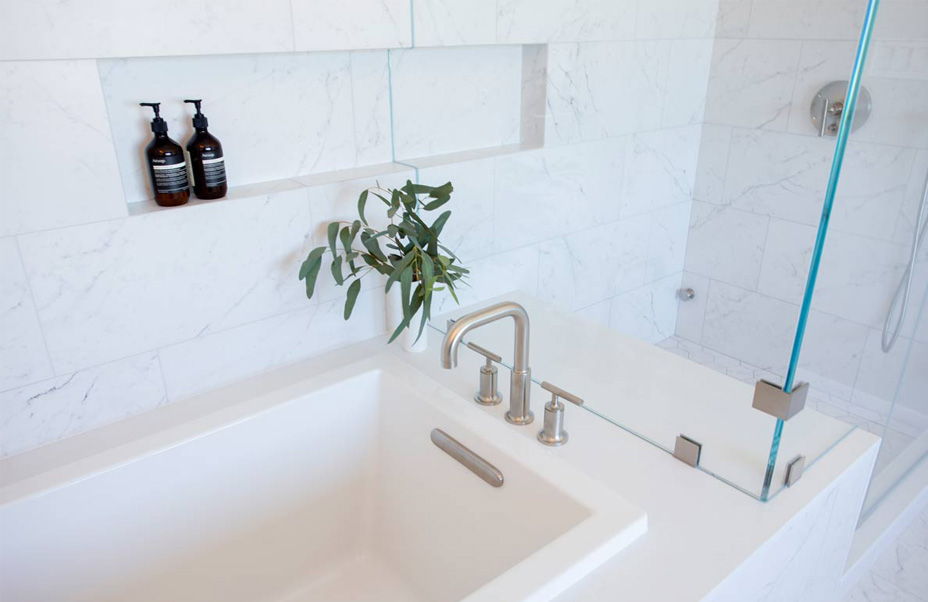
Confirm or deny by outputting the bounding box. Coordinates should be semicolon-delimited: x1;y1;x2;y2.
1;355;645;602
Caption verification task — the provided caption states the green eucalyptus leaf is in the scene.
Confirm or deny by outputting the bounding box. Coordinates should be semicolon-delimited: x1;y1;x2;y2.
431;210;452;237
344;279;361;320
327;222;339;257
299;247;326;280
331;255;344;285
358;190;369;225
384;252;414;293
400;264;413;320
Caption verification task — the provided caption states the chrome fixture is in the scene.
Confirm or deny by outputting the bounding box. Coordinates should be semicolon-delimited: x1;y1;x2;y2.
430;428;504;488
751;379;809;421
466;342;503;405
810;80;871;137
537;381;584;447
441;302;534;425
677;287;695;301
882;166;928;352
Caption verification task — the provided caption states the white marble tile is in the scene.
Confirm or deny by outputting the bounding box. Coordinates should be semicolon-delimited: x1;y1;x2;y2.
797;311;869;398
609;274;683;344
0;0;294;60
759;218;915;329
723;130;915;239
0;238;53;391
497;0;637;44
574;299;611;328
894;150;928;246
854;78;928;149
350;51;395;167
701;280;797;374
722;130;833;226
391;46;521;160
705;40;802;130
430;245;541;315
0;353;166;457
291;0;411;51
647;202;692;282
538;215;650;311
869;40;928;81
853;328;915;411
663;40;714;128
545;41;669;145
870;503;928;600
748;1;866;41
674;272;710;343
894;340;928;419
0;61;126;236
414;0;497;46
694;125;733;205
685;202;769;290
494;138;625;252
623;125;702;216
756;217;816;305
716;1;752;38
160;290;386;401
99;53;362;205
844;567;927;602
873;1;928;43
635;1;720;40
18;187;312;374
416;157;497;262
815;232;912;329
521;44;549;149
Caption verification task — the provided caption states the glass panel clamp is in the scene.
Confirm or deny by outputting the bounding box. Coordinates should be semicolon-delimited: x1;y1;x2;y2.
752;380;809;421
673;434;702;467
786;455;806;487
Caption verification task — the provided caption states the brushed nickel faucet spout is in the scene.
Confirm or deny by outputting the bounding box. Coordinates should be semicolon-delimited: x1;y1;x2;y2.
440;302;533;425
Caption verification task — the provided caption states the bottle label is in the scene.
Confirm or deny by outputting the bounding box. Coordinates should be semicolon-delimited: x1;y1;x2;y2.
151;156;189;194
201;156;227;188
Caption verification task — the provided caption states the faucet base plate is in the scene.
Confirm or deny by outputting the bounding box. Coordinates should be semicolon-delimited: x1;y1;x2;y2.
505;410;535;426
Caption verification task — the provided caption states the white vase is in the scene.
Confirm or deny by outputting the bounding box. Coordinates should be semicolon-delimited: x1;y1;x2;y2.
385;286;429;353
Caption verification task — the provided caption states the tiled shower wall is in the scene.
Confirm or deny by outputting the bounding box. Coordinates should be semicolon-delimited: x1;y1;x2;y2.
679;0;928;419
0;0;718;456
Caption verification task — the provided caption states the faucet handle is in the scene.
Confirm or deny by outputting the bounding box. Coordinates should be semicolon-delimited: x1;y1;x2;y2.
467;342;503;406
540;381;584;407
466;341;502;364
537;382;583;447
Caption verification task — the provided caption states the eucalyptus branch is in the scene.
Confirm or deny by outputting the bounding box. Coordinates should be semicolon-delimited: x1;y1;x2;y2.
299;179;469;343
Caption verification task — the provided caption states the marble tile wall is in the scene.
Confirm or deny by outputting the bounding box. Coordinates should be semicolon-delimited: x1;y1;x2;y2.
0;1;715;455
680;0;928;422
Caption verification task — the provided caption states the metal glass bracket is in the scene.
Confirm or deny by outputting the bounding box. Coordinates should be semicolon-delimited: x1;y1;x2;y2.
752;380;809;421
786;455;806;487
673;435;702;468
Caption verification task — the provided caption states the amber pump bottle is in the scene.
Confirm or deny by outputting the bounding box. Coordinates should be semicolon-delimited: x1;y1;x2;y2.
183;99;227;200
139;102;189;207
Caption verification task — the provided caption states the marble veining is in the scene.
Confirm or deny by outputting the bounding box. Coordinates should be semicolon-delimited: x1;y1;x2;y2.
0;352;166;457
0;61;127;236
17;188;312;375
390;46;522;160
0;238;53;391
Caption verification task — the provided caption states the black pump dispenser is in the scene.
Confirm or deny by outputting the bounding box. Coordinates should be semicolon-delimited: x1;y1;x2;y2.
139;102;189;207
183;99;227;200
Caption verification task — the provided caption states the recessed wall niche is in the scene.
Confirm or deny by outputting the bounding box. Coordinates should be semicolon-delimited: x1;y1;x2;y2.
98;45;548;209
